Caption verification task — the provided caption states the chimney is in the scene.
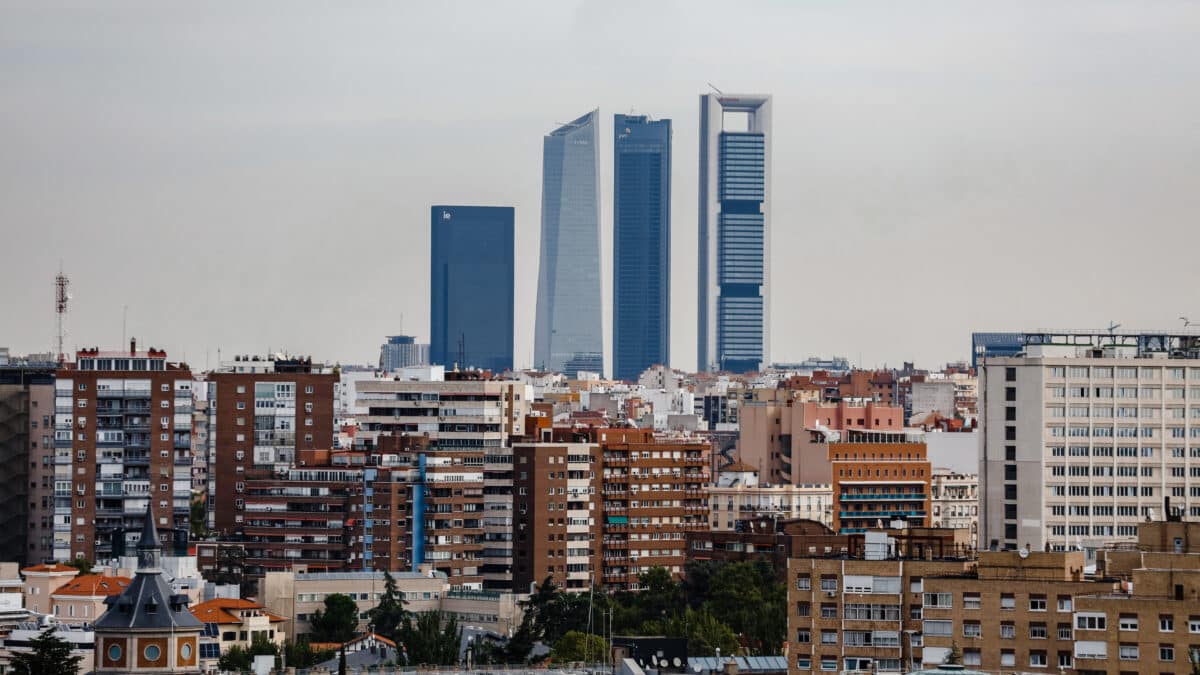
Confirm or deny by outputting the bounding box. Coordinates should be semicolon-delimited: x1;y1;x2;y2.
130;337;137;355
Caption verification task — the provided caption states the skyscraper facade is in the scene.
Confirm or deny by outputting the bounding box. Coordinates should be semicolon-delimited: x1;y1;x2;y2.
379;335;429;371
612;114;671;382
697;94;771;373
535;110;603;376
430;205;515;373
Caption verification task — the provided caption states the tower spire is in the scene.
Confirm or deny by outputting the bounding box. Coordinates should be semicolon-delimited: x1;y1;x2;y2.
137;506;161;571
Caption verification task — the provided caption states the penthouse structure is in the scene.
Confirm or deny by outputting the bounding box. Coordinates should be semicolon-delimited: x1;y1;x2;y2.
55;344;193;562
979;328;1200;552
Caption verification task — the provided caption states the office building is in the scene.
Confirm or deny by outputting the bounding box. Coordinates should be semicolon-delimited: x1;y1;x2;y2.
55;344;193;562
535;110;603;376
613;114;671;381
205;356;336;538
0;357;56;564
697;93;771;373
430;206;515;373
979;329;1200;553
378;335;430;372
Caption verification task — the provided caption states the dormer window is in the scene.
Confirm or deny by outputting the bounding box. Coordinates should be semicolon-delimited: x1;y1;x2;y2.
145;599;158;614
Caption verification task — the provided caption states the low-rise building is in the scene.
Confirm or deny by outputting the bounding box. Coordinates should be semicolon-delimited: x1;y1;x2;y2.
258;570;446;640
190;597;285;664
49;573;130;624
20;563;78;614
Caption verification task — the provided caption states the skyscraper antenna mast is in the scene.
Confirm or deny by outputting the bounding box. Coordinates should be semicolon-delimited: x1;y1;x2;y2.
55;266;70;366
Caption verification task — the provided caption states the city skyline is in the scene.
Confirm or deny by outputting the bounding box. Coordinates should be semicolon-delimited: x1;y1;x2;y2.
3;3;1200;371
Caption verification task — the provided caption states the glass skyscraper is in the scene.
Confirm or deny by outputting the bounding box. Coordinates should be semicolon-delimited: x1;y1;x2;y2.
430;205;514;373
613;114;671;382
535;110;603;376
697;94;771;373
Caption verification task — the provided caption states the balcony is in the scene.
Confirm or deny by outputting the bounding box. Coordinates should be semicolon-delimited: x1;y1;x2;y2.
839;493;927;501
838;510;927;519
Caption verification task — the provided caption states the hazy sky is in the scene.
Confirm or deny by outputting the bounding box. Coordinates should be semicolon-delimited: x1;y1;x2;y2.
3;1;1200;372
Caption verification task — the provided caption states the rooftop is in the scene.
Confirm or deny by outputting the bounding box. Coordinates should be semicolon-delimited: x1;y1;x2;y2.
190;598;284;624
52;575;130;597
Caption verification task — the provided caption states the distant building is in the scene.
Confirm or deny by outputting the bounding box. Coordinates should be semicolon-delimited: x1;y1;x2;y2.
910;379;956;418
378;335;429;371
430;206;515;373
0;358;55;564
697;93;771;373
613;114;671;382
535;111;603;376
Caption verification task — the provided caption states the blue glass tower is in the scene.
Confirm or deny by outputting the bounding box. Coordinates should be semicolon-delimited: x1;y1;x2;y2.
535;110;603;376
613;114;671;382
698;94;771;373
430;205;514;373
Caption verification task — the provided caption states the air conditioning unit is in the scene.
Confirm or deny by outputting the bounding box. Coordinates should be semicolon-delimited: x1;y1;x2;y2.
826;591;837;598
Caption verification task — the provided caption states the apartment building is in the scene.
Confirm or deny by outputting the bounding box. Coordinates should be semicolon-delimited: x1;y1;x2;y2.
738;395;903;485
259;569;444;638
786;532;973;675
598;429;710;590
0;358;56;564
512;441;602;591
206;356;336;537
930;470;978;547
55;345;193;561
828;430;932;535
706;463;832;530
919;551;1103;672
979;329;1200;552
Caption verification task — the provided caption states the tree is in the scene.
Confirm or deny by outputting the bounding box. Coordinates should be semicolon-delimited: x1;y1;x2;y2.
217;635;278;672
945;641;962;665
64;558;93;575
10;628;82;675
368;571;408;640
638;608;739;657
502;611;538;663
398;611;462;665
189;492;208;539
309;593;359;644
703;561;785;655
549;631;607;664
282;638;334;669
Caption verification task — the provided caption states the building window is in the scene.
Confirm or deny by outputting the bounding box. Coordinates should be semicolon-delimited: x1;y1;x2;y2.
1160;615;1175;632
962;622;981;638
1000;650;1015;667
1119;615;1139;631
963;593;980;610
1161;645;1175;661
1119;644;1138;660
1000;594;1014;609
1000;622;1015;639
819;577;837;592
795;630;810;644
1029;595;1047;611
796;577;810;591
819;631;837;645
1029;623;1047;639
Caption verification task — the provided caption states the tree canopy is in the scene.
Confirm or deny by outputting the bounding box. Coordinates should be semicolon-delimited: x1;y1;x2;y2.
11;628;83;675
308;593;359;644
549;631;608;664
217;635;278;672
368;571;408;640
397;611;462;665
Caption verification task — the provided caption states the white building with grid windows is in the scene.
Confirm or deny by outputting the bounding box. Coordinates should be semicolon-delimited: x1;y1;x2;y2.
979;330;1200;554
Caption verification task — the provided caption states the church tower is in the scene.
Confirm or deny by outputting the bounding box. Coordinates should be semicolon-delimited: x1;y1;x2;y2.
93;509;203;674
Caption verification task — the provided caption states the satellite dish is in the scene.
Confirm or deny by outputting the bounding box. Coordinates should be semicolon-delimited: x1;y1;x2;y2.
1018;547;1029;559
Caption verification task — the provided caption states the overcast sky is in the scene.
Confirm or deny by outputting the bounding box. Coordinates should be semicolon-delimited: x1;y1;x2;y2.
3;1;1200;372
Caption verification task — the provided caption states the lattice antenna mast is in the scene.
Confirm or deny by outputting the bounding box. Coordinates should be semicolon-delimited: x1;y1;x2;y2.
55;267;70;366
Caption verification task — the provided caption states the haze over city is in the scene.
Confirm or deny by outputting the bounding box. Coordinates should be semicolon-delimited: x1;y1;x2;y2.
4;1;1200;371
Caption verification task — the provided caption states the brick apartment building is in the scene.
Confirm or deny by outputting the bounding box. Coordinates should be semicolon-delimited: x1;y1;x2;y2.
828;430;932;534
511;427;710;592
54;345;193;562
205;356;336;537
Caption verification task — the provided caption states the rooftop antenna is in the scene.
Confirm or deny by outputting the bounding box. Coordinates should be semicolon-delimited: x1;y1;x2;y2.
122;305;128;349
707;82;724;96
54;266;70;366
1180;316;1191;329
1106;321;1121;335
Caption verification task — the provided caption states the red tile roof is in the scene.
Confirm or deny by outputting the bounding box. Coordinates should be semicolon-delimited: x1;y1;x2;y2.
190;598;285;624
52;574;131;597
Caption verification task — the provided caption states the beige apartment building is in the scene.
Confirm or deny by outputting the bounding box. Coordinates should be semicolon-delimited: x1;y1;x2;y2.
259;570;446;639
707;463;832;530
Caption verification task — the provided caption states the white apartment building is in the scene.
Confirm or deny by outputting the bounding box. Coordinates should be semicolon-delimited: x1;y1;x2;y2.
930;469;978;547
980;330;1200;554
